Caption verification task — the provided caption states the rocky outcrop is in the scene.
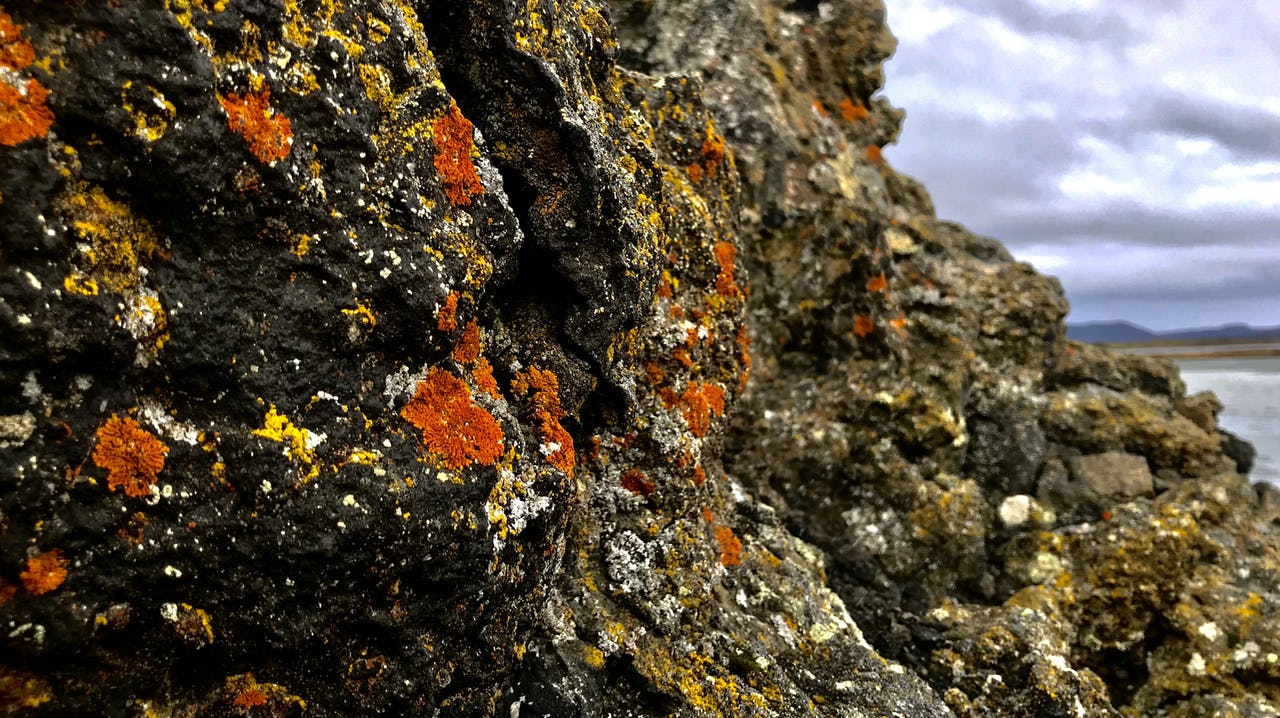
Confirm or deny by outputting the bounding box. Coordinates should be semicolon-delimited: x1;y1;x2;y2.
1;1;1277;716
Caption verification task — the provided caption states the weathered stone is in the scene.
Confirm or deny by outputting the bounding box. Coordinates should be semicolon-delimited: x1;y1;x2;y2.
2;1;1277;716
1174;390;1223;433
1069;452;1155;499
1221;429;1258;475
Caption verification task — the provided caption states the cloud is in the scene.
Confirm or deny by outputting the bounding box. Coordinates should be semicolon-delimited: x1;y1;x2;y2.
883;0;1280;328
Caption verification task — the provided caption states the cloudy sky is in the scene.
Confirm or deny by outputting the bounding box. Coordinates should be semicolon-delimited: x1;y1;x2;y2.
882;0;1280;331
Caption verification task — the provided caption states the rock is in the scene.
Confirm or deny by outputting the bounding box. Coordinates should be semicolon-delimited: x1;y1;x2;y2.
1174;391;1223;433
1221;429;1257;475
2;1;1277;717
1068;452;1154;500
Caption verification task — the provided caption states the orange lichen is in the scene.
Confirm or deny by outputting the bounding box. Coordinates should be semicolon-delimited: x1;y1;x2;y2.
224;673;304;711
452;318;481;364
0;579;16;605
676;382;726;438
219;87;292;164
432;102;484;206
437;290;459;332
688;127;727;181
511;368;575;476
233;688;269;707
645;361;665;385
866;144;885;165
672;347;694;369
0;11;36;70
700;506;715;523
19;549;68;595
620;469;655;497
93;415;169;498
889;314;908;337
715;525;742;566
838;98;869;122
401;368;503;470
735;325;752;392
812;99;829;118
714;241;739;297
472;357;500;399
853;315;874;338
693;465;707;486
866;273;888;293
0;78;52;147
0;13;52;148
701;134;726;169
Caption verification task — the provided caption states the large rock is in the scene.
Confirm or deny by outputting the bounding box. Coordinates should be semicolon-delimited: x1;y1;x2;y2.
1;1;1277;717
1069;451;1154;500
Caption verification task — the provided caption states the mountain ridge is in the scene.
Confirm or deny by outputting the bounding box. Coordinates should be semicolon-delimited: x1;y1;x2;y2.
1068;320;1280;343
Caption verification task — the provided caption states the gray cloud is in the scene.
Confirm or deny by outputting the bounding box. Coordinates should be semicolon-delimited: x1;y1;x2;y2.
943;0;1138;45
984;203;1280;250
1087;89;1280;161
883;1;1280;329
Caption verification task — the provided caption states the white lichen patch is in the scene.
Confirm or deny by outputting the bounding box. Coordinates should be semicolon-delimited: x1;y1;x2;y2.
999;495;1032;527
138;397;199;445
1188;652;1207;676
0;412;37;448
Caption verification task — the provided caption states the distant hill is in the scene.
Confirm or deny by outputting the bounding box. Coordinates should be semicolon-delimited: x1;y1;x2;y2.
1066;321;1157;343
1067;321;1280;344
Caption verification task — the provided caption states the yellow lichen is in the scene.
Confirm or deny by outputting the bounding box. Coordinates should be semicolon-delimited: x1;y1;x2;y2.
252;406;321;483
57;182;160;294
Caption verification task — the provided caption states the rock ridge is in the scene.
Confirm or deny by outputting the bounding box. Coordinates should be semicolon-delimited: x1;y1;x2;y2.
1;1;1277;716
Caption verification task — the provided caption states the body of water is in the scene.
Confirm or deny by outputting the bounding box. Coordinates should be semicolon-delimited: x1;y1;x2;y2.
1177;356;1280;485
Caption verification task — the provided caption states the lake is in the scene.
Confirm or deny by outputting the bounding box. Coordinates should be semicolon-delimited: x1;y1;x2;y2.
1177;356;1280;485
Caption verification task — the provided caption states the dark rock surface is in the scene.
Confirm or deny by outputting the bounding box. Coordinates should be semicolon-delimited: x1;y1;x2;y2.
1;1;1276;716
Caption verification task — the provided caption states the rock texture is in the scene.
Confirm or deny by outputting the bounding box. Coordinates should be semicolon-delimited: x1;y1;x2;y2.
1;1;1277;717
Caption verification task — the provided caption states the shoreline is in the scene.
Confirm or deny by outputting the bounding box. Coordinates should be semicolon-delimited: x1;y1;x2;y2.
1123;348;1280;360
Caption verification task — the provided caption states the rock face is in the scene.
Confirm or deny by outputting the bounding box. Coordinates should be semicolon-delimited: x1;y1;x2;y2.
1;1;1276;717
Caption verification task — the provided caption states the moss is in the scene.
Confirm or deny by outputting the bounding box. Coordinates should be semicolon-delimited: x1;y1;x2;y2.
93;415;169;498
401;368;503;470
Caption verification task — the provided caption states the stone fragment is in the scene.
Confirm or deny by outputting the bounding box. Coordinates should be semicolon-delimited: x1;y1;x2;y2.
1069;452;1154;499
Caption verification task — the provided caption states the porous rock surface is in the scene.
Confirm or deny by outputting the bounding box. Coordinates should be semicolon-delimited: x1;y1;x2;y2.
1;1;1277;716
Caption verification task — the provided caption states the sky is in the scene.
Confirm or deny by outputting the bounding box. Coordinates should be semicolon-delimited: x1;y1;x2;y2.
881;0;1280;331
